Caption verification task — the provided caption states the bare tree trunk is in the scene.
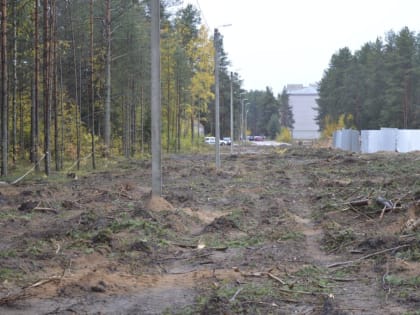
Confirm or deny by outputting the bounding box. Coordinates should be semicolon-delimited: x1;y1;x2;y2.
58;52;64;168
90;0;96;169
32;0;39;170
52;0;60;171
130;77;136;156
403;74;410;129
12;0;17;164
140;85;144;154
190;94;194;144
19;86;24;159
177;82;181;151
139;53;144;155
77;50;82;169
43;0;51;176
104;0;111;157
68;4;80;170
1;0;8;176
123;95;129;158
166;57;170;153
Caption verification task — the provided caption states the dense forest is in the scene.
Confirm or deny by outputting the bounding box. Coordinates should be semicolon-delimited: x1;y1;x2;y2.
0;0;291;178
317;27;420;133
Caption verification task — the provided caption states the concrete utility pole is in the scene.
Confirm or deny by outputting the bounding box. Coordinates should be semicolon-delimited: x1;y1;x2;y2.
214;28;221;168
245;103;250;142
230;72;233;154
151;0;161;196
241;98;248;144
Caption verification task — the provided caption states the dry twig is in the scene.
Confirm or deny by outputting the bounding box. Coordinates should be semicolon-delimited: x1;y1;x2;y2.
229;287;243;302
327;244;410;268
267;272;287;285
33;206;58;214
11;154;46;185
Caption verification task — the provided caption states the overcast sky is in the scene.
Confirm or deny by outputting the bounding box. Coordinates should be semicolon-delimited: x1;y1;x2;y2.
182;0;420;95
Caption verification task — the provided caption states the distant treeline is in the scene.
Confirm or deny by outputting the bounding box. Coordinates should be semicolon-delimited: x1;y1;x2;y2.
317;27;420;131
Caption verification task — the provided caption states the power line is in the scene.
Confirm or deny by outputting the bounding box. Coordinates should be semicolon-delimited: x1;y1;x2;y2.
194;0;209;30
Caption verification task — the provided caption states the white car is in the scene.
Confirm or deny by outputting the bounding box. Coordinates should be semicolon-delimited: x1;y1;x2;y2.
223;137;232;145
205;137;216;144
205;137;227;145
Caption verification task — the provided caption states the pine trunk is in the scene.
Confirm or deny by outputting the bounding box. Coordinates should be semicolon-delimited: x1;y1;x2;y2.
1;0;8;176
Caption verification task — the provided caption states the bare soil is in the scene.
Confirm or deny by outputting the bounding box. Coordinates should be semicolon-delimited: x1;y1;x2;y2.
0;145;419;314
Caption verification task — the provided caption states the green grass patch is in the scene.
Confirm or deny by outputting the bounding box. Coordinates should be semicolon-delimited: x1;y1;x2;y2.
291;265;333;294
276;230;305;241
384;274;420;287
0;267;21;282
166;281;281;315
110;217;166;237
322;225;355;253
0;209;33;221
395;246;420;261
0;249;17;258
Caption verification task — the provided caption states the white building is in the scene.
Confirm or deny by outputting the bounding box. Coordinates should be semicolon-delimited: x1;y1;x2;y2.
287;84;320;140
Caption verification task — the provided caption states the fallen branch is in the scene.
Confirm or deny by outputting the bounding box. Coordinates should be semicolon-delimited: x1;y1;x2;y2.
33;207;58;214
170;242;197;248
349;199;370;207
376;196;393;209
11;154;46;185
0;275;63;306
243;300;280;307
66;152;92;173
377;196;394;220
229;287;243;302
349;204;373;220
322;276;358;282
346;196;403;220
241;270;323;296
267;272;287;285
27;275;62;288
327;244;410;268
0;291;30;306
276;286;320;296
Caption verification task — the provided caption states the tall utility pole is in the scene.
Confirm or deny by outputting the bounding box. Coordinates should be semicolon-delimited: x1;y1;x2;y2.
230;72;233;154
104;0;111;156
151;0;162;196
214;28;221;168
1;0;8;176
241;97;248;144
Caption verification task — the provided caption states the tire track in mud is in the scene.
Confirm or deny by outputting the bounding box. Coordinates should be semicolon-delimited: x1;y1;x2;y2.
285;160;407;315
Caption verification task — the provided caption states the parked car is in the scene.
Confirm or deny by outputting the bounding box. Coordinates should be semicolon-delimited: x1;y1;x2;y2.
205;136;215;144
254;136;264;141
247;135;254;141
223;137;232;145
205;137;227;145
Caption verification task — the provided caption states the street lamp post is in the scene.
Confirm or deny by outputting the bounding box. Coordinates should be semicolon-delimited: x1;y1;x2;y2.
241;98;248;144
245;104;250;143
214;28;221;168
230;72;233;154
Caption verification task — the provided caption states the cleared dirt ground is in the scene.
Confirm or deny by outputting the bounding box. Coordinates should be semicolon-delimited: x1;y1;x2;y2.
0;145;419;314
